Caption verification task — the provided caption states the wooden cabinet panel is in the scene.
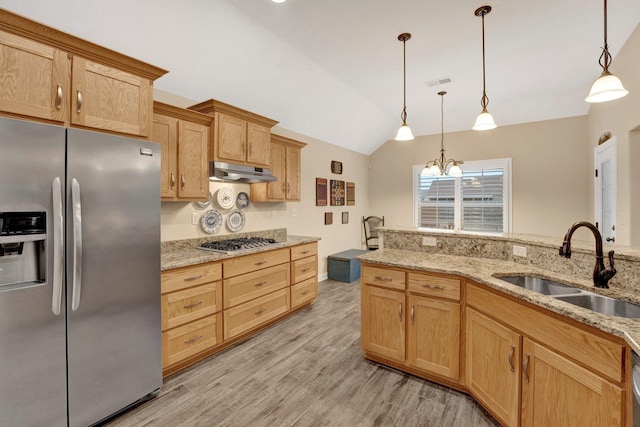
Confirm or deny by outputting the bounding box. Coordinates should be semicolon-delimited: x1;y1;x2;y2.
361;284;405;362
407;272;460;301
223;263;289;308
291;255;317;283
71;56;152;137
177;120;209;199
162;313;222;369
0;29;70;123
154;114;178;198
407;294;459;380
161;262;222;294
267;141;286;200
290;242;317;261
362;265;406;291
466;308;520;427
223;288;290;340
223;248;290;278
247;122;270;166
521;339;623;427
250;135;306;202
161;282;222;331
285;145;301;200
216;112;246;163
291;277;317;309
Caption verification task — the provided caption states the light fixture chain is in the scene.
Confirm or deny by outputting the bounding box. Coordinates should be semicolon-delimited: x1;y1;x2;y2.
481;11;489;108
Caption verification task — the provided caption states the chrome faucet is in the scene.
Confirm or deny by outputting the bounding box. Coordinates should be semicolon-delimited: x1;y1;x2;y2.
559;221;616;288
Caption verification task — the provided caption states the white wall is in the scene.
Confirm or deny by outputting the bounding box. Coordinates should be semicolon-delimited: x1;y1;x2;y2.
155;91;371;277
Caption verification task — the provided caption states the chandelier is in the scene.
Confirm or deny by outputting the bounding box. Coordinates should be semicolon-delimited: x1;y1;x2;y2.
394;33;415;141
421;91;463;177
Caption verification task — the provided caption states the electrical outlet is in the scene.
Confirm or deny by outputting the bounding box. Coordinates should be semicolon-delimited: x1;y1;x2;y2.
191;213;199;225
291;208;298;217
513;245;527;257
422;236;437;247
272;210;277;219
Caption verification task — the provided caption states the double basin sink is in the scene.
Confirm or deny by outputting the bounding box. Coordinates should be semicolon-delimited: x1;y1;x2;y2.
496;275;640;318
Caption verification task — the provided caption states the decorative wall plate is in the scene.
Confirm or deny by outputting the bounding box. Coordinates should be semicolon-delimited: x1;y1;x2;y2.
236;192;250;209
217;186;235;209
226;209;246;232
200;209;223;234
196;191;214;208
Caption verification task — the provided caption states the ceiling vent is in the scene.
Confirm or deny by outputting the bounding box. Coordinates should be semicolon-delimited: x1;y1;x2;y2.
426;77;452;87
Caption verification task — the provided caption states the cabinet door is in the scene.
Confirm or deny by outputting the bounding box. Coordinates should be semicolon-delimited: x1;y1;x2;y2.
521;338;623;427
177;120;209;199
247;122;270;166
216;112;246;162
153;114;178;198
285;145;301;200
71;57;152;136
267;141;287;200
407;295;459;381
466;308;520;427
0;29;70;123
361;285;405;362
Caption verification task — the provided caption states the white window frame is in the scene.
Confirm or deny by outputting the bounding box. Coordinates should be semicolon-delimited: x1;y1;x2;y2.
412;158;512;234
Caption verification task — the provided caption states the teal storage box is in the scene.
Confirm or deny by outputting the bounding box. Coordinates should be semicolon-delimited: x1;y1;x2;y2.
328;249;368;283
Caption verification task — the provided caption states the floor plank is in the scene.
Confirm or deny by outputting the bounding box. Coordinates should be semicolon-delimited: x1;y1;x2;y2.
106;280;499;427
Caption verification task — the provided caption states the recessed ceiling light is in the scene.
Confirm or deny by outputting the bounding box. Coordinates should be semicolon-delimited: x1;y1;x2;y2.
272;0;286;3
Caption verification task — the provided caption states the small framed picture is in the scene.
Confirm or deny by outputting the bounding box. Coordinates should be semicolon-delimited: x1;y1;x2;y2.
324;212;333;225
316;178;328;206
346;182;355;206
330;180;345;206
342;212;349;224
331;161;343;174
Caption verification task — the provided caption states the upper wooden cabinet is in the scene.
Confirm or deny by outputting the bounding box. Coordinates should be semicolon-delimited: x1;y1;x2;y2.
188;99;278;167
153;102;212;201
250;134;306;202
0;8;167;137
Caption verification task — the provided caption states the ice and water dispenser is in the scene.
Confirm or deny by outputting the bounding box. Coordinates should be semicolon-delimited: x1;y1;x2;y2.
0;212;46;290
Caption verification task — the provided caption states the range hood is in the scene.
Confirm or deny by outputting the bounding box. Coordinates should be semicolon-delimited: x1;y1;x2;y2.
209;161;277;183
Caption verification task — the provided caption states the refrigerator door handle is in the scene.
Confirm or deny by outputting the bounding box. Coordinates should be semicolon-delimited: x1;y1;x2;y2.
71;178;83;311
51;177;64;315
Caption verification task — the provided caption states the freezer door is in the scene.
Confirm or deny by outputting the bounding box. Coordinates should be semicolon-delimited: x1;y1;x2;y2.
0;118;67;427
66;129;161;427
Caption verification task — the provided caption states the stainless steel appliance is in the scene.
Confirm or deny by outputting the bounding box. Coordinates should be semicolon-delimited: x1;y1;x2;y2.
0;117;162;427
198;237;277;254
209;161;277;183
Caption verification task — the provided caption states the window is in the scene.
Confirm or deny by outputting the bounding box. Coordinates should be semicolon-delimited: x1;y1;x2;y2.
413;158;511;233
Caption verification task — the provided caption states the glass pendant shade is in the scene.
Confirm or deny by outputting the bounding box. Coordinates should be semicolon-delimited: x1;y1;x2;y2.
448;163;463;177
585;72;629;103
472;109;497;131
395;124;414;141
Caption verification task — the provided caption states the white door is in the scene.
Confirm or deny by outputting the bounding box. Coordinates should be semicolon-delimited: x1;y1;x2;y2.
594;138;617;243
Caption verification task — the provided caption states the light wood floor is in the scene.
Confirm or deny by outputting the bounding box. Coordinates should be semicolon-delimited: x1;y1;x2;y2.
107;280;499;427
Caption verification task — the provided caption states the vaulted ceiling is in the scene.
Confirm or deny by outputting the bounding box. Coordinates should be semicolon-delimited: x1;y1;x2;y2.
2;0;639;154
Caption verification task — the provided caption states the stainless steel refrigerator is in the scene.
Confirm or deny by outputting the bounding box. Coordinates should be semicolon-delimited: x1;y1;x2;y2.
0;117;162;427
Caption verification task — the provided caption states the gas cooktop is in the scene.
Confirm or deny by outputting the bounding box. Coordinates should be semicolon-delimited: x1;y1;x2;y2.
197;237;277;254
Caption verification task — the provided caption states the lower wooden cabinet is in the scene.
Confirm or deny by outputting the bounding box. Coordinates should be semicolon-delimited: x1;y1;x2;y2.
223;288;290;340
162;313;223;369
291;277;317;309
361;284;405;362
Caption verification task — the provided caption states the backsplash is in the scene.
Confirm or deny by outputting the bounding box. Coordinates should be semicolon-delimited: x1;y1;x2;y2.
380;227;640;293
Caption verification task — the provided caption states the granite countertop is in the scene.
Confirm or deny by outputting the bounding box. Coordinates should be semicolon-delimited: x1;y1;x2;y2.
358;248;640;354
161;235;320;270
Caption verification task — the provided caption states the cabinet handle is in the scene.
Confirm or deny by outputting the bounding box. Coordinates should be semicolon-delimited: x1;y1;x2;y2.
374;276;393;282
76;90;82;113
422;284;445;290
282;182;287;192
398;302;403;321
287;182;290;193
255;260;267;266
183;301;203;309
170;172;176;189
255;308;266;315
56;84;63;110
301;290;311;295
523;353;530;382
301;250;310;254
254;281;267;287
508;345;515;372
184;335;203;344
184;275;203;282
301;268;310;272
410;305;414;324
181;174;186;189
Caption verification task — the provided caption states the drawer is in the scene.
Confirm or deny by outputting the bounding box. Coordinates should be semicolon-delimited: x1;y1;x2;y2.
362;265;405;291
162;313;222;369
223;288;290;340
162;262;222;294
162;282;222;331
223;248;290;278
223;263;289;308
291;242;317;261
408;272;460;301
292;255;317;283
291;277;317;309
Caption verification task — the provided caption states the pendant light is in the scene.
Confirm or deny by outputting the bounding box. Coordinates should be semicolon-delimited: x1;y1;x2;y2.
395;33;414;141
472;5;497;131
585;0;628;103
421;91;463;177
